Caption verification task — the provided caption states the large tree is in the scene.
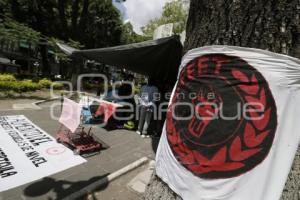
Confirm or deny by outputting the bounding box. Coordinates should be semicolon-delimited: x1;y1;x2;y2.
121;22;151;44
142;0;188;38
5;0;123;48
144;0;300;199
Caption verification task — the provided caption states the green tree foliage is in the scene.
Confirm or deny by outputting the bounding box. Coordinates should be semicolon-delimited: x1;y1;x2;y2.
142;0;188;38
83;0;123;48
0;0;9;16
121;23;151;44
1;0;124;48
0;16;82;64
0;17;41;43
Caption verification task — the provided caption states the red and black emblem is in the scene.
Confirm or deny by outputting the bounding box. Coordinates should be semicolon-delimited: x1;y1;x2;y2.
166;54;277;179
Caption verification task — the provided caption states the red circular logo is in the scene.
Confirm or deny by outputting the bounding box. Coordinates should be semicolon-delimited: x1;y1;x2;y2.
167;54;277;179
46;146;67;155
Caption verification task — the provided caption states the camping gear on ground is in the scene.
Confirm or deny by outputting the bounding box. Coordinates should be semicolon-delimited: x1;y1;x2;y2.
95;99;120;122
57;97;102;157
56;125;102;157
99;90;136;130
123;121;135;130
80;96;103;124
156;46;300;200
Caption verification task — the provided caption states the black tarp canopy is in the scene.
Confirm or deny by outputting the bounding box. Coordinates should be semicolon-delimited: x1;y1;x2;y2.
69;36;183;82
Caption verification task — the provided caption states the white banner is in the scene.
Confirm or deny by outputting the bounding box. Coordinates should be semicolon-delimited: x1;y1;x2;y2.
153;23;174;40
59;98;82;133
156;46;300;200
0;115;86;192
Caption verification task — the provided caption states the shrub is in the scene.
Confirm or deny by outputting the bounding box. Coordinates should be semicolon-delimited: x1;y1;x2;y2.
38;78;52;88
0;74;16;82
20;80;41;92
31;77;41;83
0;81;10;90
0;75;63;93
0;80;41;92
10;80;41;92
133;85;141;94
52;82;64;90
83;82;105;90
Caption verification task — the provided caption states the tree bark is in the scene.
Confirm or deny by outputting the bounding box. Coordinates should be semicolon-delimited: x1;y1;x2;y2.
57;0;68;40
184;0;300;57
39;40;51;77
71;0;80;38
144;0;300;199
78;0;89;38
70;57;83;90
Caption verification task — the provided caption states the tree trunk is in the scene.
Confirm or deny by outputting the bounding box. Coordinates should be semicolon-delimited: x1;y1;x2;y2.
78;0;89;39
39;40;51;77
184;0;300;57
58;0;68;40
144;0;300;199
71;0;80;38
70;57;83;90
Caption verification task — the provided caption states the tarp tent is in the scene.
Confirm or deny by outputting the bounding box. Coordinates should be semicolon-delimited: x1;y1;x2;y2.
58;36;183;82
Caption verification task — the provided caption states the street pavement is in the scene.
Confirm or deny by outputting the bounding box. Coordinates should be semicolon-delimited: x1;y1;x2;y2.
0;99;156;200
93;162;153;200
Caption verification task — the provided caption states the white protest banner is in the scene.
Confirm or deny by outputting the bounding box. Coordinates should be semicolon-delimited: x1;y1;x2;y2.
153;23;174;40
156;46;300;200
0;115;86;192
59;98;82;133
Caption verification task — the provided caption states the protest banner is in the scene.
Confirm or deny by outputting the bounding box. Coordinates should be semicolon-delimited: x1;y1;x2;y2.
156;46;300;200
59;98;82;133
0;115;86;192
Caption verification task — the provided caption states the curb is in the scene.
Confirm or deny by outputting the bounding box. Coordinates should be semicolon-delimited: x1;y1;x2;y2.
62;157;149;200
33;97;60;106
32;91;100;107
32;91;77;107
21;97;60;110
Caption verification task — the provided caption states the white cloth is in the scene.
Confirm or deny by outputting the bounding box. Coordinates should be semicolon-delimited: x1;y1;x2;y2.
156;46;300;200
0;115;86;192
59;98;82;133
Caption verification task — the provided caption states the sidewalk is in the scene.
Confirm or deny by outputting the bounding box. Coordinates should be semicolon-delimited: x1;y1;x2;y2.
92;161;154;200
0;99;156;200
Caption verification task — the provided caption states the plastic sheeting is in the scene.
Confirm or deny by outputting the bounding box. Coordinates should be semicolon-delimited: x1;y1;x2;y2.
58;36;183;82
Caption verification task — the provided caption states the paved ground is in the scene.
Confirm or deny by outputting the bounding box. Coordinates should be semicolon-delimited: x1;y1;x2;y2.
0;99;157;200
92;162;150;200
